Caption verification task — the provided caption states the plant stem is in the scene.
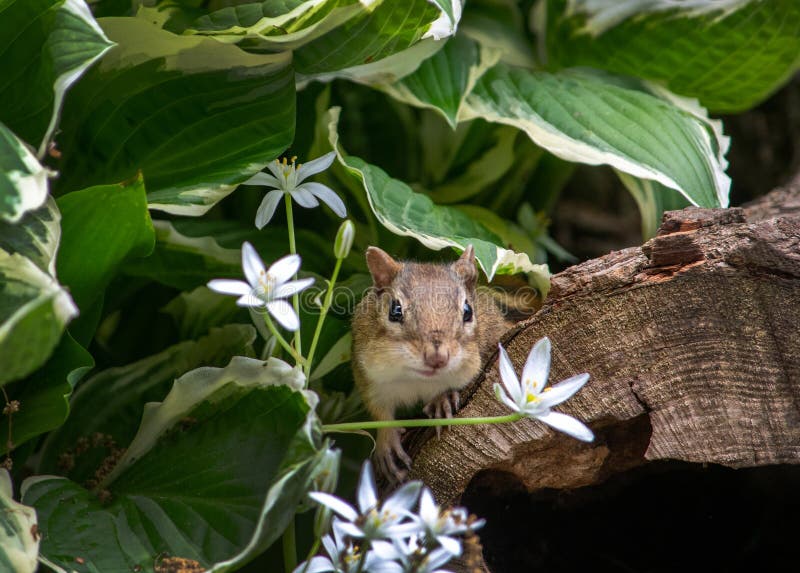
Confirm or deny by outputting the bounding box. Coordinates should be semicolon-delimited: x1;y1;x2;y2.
304;257;343;380
265;313;306;367
301;537;322;573
285;195;302;358
321;413;524;433
283;516;297;573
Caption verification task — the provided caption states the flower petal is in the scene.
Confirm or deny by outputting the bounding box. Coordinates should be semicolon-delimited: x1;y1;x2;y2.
538;373;590;409
494;383;522;413
268;253;302;283
236;293;265;308
308;492;359;522
291;187;320;208
357;460;378;513
522;336;551;394
321;534;339;562
418;488;438;524
292;556;334;573
370;540;401;560
241;242;266;288
536;410;595;442
336;521;365;538
255;190;284;229
367;557;405;573
273;277;315;299
426;547;456;570
266;159;285;180
267;299;300;331
300;182;347;217
384;480;422;513
207;279;251;297
436;535;462;556
497;344;522;404
245;171;282;189
296;151;336;182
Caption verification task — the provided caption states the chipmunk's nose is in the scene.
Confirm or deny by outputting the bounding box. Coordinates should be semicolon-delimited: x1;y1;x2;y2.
423;341;449;369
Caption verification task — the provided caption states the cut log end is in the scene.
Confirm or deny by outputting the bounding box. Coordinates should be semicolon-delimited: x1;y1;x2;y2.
405;183;800;521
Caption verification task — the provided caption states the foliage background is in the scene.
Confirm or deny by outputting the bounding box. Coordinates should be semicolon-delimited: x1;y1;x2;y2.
0;0;798;571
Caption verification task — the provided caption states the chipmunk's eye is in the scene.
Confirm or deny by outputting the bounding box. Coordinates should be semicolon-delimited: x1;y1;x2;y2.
388;299;404;323
463;300;473;322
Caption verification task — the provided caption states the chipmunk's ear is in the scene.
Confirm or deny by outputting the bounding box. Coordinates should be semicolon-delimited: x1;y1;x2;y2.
453;244;477;290
366;246;401;289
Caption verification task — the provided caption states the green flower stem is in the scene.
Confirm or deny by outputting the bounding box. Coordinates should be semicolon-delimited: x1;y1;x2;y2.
304;257;343;380
301;537;322;573
322;413;524;433
285;194;302;357
283;516;297;573
264;313;306;367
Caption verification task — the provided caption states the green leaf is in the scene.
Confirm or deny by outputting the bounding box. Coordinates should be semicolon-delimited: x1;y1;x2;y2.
294;0;447;83
0;0;114;156
463;65;730;209
26;356;325;572
56;175;155;341
0;122;50;223
617;171;691;240
187;0;364;50
162;286;244;341
326;106;550;286
0;332;92;456
543;0;800;113
38;324;257;481
0;470;39;573
0;250;77;386
53;16;295;215
0;196;60;275
379;35;501;128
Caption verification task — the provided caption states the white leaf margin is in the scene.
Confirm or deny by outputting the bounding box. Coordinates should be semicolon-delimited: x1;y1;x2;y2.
561;0;754;36
37;0;115;158
0;124;51;224
0;470;39;573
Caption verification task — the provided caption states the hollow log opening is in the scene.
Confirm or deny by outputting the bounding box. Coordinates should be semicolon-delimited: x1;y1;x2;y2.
464;462;800;573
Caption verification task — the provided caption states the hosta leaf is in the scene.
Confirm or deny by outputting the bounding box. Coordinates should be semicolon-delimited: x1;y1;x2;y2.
463;65;730;209
162;286;244;341
0;470;38;573
52;16;295;215
543;0;800;113
326;107;550;286
25;356;324;572
0;123;49;223
56;175;155;342
617;171;691;240
0;250;77;386
0;0;114;156
0;196;60;276
187;0;364;50
0;332;92;456
38;324;256;481
294;0;448;83
379;35;502;128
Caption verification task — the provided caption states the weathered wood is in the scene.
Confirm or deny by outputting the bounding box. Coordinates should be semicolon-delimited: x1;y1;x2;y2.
406;182;800;522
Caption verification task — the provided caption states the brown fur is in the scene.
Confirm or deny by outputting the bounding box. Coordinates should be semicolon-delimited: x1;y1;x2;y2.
352;245;511;480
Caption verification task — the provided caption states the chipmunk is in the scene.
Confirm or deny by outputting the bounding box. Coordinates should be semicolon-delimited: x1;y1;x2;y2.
352;245;513;482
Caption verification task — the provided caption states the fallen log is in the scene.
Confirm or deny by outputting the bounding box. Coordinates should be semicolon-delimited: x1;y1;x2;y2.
406;175;800;526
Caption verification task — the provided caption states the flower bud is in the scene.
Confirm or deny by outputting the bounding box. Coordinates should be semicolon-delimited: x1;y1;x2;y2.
333;219;355;259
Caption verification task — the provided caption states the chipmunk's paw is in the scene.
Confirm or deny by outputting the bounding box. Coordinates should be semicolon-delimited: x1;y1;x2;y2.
423;390;460;438
375;428;411;484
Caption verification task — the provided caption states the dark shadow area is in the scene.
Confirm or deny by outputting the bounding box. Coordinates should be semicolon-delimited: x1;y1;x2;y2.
464;462;800;573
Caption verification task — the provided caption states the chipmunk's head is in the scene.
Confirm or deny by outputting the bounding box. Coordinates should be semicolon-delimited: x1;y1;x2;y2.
359;245;481;382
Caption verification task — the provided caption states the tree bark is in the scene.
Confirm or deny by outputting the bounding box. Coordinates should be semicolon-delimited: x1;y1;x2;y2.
405;176;800;518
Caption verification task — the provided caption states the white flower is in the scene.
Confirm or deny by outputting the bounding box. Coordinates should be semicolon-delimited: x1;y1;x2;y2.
494;337;594;442
293;519;402;573
414;489;483;556
309;461;423;541
246;151;346;229
371;536;454;573
207;241;313;331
